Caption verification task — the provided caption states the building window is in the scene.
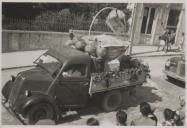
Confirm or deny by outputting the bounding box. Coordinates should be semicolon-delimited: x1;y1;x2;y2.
141;7;155;34
166;9;180;33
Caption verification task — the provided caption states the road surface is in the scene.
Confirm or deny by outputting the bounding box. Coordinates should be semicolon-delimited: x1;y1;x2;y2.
1;56;185;125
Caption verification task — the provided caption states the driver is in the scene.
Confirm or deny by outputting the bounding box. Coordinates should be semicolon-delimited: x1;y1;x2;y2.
62;65;83;78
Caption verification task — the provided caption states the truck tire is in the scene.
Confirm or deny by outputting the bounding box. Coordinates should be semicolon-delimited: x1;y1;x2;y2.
27;103;55;125
101;91;122;112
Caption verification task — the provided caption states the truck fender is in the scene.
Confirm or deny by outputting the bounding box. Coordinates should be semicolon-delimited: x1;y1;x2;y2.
22;94;60;119
2;80;13;101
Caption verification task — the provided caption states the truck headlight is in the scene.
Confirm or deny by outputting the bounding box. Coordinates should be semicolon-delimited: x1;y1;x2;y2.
25;90;31;97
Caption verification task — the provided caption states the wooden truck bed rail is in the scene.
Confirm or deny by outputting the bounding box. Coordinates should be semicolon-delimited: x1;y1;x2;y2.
89;68;147;95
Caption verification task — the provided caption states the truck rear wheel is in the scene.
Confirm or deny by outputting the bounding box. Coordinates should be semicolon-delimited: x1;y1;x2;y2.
101;91;122;112
27;103;54;125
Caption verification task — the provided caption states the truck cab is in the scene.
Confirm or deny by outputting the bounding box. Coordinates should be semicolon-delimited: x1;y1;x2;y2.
163;54;185;83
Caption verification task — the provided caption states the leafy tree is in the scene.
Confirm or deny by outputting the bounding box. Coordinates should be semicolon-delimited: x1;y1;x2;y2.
3;3;132;32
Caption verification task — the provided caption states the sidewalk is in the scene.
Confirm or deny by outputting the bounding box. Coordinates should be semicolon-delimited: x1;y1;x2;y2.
132;46;182;57
2;50;47;69
2;46;182;70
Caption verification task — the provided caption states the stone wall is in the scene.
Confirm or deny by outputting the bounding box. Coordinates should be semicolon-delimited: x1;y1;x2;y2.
2;30;129;53
2;30;69;52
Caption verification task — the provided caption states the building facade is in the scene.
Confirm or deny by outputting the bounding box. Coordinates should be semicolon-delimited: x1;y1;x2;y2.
132;3;185;46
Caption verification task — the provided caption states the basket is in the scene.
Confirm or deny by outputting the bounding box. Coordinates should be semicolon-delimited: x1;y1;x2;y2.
87;7;129;61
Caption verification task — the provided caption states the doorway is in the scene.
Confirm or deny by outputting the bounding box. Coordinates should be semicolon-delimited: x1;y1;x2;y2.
166;9;180;33
140;6;156;45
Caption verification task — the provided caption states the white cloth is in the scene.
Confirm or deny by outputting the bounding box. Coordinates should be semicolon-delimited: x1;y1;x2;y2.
107;9;125;20
160;40;165;46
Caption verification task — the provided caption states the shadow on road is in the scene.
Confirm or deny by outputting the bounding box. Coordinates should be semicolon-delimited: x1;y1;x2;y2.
57;114;82;124
56;85;162;124
120;86;162;109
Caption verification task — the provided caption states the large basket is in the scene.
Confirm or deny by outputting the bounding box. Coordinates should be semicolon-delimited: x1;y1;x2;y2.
87;7;129;61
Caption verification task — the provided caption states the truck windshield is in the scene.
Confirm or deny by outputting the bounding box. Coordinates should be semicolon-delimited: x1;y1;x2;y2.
34;54;62;75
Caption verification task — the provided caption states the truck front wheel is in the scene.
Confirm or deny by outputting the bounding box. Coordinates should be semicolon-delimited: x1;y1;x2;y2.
26;103;55;125
101;91;122;112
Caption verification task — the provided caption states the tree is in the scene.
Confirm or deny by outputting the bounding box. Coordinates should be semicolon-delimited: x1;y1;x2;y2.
3;3;132;32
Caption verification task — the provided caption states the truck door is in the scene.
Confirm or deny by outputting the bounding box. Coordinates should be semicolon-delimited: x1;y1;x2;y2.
55;64;90;107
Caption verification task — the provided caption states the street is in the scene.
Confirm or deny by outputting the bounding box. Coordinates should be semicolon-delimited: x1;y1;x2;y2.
1;56;185;125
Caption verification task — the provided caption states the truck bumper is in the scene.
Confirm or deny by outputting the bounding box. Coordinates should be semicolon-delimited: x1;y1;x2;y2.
2;97;27;125
163;70;185;82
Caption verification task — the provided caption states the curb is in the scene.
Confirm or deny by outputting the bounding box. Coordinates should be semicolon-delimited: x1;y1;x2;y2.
2;53;181;70
2;65;35;70
133;53;182;58
132;50;157;55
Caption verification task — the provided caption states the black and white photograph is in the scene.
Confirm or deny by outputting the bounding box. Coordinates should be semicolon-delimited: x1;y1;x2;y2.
1;1;185;126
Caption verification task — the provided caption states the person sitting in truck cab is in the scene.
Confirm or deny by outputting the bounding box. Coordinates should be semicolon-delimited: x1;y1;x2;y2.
62;64;85;78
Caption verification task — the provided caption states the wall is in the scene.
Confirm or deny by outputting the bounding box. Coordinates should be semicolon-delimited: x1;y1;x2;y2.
2;30;129;53
132;3;144;45
175;4;185;47
133;3;184;46
153;4;184;46
152;4;170;46
2;30;69;52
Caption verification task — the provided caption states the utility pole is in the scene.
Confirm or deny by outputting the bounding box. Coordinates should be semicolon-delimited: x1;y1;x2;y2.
129;3;137;55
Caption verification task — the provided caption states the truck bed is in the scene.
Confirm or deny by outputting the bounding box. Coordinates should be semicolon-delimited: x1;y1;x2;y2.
89;69;147;95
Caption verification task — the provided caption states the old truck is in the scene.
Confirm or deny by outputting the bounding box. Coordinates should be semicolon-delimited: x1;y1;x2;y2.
2;46;150;125
163;54;185;83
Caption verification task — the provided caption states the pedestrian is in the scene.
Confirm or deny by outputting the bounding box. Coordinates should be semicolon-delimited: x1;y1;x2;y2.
167;29;175;51
116;110;127;126
65;29;76;48
69;28;75;40
174;96;185;125
162;108;176;126
86;117;100;126
131;102;157;126
177;32;185;51
157;36;165;52
170;29;176;45
164;29;170;53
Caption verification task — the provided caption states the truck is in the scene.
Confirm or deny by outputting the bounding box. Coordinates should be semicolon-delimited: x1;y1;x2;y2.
163;54;185;83
2;45;150;125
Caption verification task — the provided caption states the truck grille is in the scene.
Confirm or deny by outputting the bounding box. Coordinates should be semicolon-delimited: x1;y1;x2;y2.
177;61;185;77
8;75;24;108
